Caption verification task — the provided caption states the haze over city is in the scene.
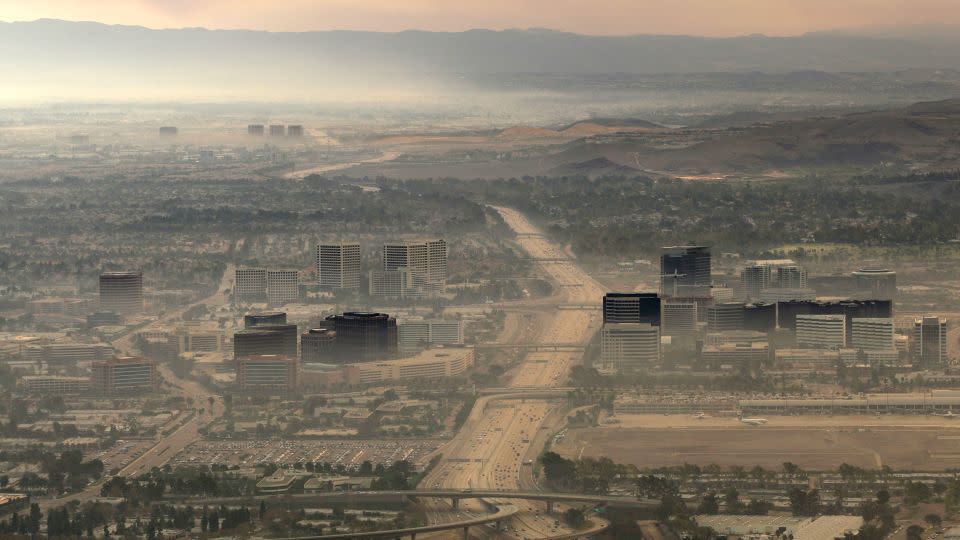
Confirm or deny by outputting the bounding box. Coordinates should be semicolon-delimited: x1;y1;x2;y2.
3;2;960;540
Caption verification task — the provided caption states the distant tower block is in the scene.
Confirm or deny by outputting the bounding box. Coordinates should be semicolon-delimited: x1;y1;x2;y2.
247;124;265;136
269;125;286;137
99;271;143;314
158;126;178;136
287;125;304;137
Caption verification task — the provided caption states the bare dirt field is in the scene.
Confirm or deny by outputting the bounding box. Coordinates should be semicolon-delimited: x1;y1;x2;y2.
554;414;960;470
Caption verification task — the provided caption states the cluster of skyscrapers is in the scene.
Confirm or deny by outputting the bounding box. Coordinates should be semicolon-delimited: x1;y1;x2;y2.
599;245;948;374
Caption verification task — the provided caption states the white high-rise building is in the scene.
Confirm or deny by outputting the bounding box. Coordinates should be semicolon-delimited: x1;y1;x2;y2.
601;323;661;372
796;314;846;349
266;270;299;306
316;243;361;290
851;318;895;350
381;239;447;295
235;267;267;304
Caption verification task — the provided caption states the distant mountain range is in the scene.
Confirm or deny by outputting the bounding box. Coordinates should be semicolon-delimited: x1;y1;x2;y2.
3;19;960;103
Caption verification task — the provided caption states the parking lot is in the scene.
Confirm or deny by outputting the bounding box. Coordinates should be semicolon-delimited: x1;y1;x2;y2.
171;439;444;470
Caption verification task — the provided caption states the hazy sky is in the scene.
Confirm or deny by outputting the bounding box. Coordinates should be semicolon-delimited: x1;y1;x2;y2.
0;0;958;36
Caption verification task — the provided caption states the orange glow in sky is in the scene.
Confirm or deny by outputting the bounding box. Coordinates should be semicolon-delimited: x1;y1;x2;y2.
0;0;957;36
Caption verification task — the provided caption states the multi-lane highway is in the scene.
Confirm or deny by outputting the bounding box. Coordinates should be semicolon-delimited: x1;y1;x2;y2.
419;207;606;539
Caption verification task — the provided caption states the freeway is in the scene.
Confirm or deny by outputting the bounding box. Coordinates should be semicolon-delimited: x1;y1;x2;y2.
173;490;654;509
418;207;607;539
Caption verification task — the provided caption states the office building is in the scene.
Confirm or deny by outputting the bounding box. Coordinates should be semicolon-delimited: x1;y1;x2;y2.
743;302;777;332
247;124;265;136
660;246;710;297
705;330;768;347
20;375;90;394
236;355;298;392
661;302;698;347
99;271;143;314
158;126;178;136
269;124;286;136
740;259;808;301
368;268;416;298
776;300;892;334
853;268;897;300
382;239;447;294
91;357;158;394
266;269;299;306
287;125;304;137
397;319;463;354
707;302;745;332
317;243;361;290
244;311;287;328
600;323;660;372
602;293;660;325
235;267;267;303
22;342;114;367
701;342;769;369
796;314;847;349
351;348;474;384
234;325;298;359
851;318;895;351
326;312;398;363
914;316;948;368
301;328;336;363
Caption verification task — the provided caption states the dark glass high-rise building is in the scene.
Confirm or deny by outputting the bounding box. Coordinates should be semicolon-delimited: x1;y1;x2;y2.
325;312;397;363
602;293;660;325
660;246;711;297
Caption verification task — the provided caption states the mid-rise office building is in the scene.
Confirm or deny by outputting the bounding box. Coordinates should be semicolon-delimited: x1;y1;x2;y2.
234;325;298;359
740;259;808;301
660;246;710;297
235;267;267;303
158;126;178;136
236;355;298;392
248;124;265;136
301;328;336;363
600;323;660;372
369;268;416;298
287;125;304;137
853;268;897;300
397;319;463;354
325;312;397;363
602;293;661;325
266;270;299;306
914;316;947;368
661;302;698;347
776;300;893;334
707;302;746;332
743;302;777;332
317;243;361;290
382;239;447;294
796;314;846;349
701;342;769;369
91;357;158;394
269;124;286;136
851;318;895;351
20;375;90;394
99;271;143;314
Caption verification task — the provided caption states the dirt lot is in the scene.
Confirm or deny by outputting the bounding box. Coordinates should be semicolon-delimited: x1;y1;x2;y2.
554;414;960;470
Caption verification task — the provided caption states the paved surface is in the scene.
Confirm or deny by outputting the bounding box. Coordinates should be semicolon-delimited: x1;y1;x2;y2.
419;207;607;539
